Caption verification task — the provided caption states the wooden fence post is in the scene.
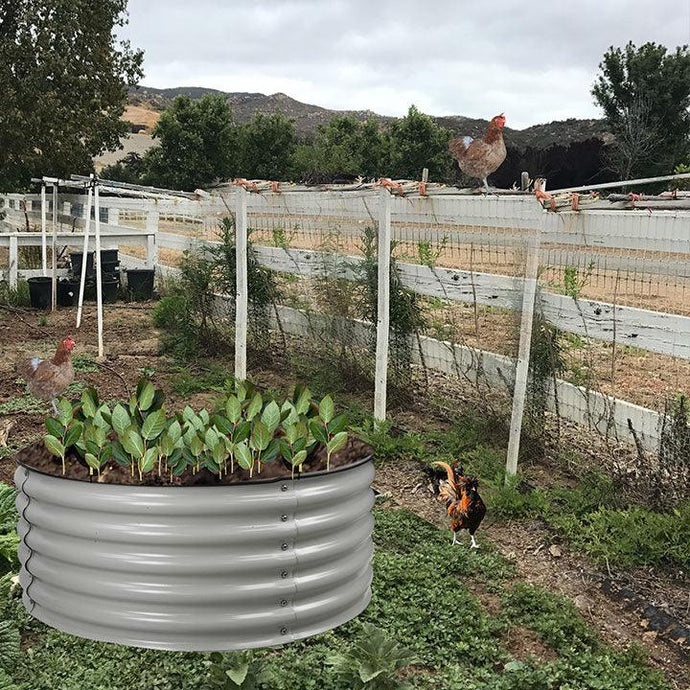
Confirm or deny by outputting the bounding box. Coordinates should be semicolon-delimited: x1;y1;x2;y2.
374;187;392;422
234;186;248;381
9;234;18;289
505;223;542;477
520;172;530;191
40;184;47;275
51;185;57;311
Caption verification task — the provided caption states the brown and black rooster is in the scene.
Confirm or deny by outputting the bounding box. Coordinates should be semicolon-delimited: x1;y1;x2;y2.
429;461;486;548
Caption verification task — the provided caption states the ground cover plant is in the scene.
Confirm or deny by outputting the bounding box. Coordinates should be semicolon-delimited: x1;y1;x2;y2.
2;496;670;689
1;305;686;687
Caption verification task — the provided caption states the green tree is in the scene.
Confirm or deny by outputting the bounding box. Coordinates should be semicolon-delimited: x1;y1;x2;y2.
388;105;452;182
237;112;296;180
145;94;238;190
592;42;690;179
0;0;143;191
101;152;147;185
293;115;390;180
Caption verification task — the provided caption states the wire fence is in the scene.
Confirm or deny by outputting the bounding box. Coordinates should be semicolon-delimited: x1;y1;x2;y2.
2;185;689;481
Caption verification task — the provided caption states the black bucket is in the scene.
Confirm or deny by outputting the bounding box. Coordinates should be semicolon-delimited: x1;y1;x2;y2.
70;251;94;278
101;260;120;276
125;268;155;301
27;277;53;310
101;275;120;304
100;249;119;264
57;278;80;307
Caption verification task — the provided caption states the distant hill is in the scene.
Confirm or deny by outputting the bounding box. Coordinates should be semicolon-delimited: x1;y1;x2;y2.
125;85;612;149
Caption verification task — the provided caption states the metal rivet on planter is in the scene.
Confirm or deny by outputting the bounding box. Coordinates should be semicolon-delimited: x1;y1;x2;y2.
281;543;289;551
280;514;288;522
281;484;288;492
280;626;288;635
280;599;288;607
280;570;288;578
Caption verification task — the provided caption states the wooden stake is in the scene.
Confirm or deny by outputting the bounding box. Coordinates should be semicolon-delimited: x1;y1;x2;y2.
505;225;542;477
234;186;248;381
374;187;392;422
40;184;47;275
76;184;93;329
94;183;104;358
51;185;57;311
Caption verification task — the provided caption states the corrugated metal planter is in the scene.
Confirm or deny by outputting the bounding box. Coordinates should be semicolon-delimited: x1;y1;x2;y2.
15;455;374;651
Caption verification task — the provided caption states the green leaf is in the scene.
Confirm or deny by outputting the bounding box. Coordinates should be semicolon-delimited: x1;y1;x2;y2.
80;389;98;418
44;435;64;459
212;442;226;465
226;662;249;686
295;386;311;415
262;438;282;464
111;441;130;467
189;435;203;457
121;427;145;459
182;406;196;423
137;380;155;411
309;419;328;444
167;419;182;444
504;661;525;672
359;663;384;684
92;404;111;429
141;408;167;441
225;396;242;423
327;431;348;456
234;442;252;470
327;414;348;435
140;446;158;474
246;392;263;421
57;398;73;426
199;408;210;425
291;449;307;469
233;420;251;443
283;424;299;445
111;404;131;436
261;400;281;433
251;420;272;451
204;427;219;449
85;453;101;473
318;395;335;424
63;422;84;448
280;400;298;426
213;414;234;436
45;417;65;439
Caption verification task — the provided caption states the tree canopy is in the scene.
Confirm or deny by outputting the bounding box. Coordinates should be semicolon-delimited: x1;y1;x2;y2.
0;0;143;191
592;41;690;179
144;94;238;191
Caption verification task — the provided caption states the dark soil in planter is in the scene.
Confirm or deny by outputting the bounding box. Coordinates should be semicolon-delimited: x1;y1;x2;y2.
16;436;373;486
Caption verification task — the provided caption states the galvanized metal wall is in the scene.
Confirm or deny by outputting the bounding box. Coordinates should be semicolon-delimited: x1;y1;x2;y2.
15;460;375;651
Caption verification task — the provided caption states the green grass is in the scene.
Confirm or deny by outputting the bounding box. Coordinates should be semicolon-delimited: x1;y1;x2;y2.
0;396;46;416
72;354;100;373
351;405;689;571
168;362;235;397
5;505;668;689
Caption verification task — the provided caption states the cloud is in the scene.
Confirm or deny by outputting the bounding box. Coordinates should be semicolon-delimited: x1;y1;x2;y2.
121;0;690;129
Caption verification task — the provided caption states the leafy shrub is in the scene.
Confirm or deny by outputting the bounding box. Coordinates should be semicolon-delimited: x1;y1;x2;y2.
326;623;417;689
203;651;273;689
0;280;30;308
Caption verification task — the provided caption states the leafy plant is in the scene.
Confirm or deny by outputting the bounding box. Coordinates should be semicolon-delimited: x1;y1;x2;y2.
203;651;273;690
41;379;352;484
326;623;418;689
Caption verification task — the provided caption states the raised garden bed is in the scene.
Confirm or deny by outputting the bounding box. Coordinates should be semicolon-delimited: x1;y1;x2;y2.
14;381;375;651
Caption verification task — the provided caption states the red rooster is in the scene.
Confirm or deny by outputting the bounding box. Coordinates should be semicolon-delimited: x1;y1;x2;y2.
449;114;507;193
17;336;75;412
431;461;486;548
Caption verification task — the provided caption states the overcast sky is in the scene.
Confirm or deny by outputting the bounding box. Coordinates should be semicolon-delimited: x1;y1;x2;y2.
121;0;690;130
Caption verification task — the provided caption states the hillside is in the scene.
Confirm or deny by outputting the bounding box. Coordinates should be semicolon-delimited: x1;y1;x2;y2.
125;85;611;149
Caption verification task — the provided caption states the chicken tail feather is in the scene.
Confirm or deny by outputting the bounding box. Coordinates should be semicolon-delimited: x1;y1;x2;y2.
431;461;455;487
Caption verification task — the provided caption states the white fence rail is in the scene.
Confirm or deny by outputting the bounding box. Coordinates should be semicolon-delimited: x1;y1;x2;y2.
3;189;688;459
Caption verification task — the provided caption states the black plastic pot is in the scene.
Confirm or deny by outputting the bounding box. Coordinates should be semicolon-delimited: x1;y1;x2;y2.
100;260;120;276
57;278;80;307
27;277;53;310
101;275;120;304
100;249;119;264
70;251;94;278
126;268;155;301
